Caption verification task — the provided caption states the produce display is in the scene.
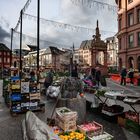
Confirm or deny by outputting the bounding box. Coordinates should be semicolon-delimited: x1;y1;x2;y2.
9;68;44;115
125;110;139;123
77;122;103;137
59;131;87;140
50;126;63;135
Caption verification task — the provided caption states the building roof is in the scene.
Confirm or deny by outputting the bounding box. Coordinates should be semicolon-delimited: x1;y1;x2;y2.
80;40;92;50
0;43;11;51
106;37;114;41
27;45;37;50
48;46;64;55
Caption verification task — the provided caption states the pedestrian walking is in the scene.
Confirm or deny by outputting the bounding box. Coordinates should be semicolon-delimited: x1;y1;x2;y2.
120;67;127;85
128;68;134;85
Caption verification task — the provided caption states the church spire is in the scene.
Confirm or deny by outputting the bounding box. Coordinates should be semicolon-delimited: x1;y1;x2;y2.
95;20;101;41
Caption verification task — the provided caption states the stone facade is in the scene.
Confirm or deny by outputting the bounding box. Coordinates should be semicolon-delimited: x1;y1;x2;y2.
106;35;118;68
116;0;140;71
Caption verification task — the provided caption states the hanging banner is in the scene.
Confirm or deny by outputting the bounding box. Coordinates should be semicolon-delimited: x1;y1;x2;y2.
70;0;118;13
23;13;116;35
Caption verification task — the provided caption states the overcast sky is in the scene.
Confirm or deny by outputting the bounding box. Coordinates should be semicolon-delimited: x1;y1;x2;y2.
0;0;117;49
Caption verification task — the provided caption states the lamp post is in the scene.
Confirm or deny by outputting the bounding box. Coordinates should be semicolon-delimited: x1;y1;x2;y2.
10;28;13;67
37;0;40;83
20;10;23;79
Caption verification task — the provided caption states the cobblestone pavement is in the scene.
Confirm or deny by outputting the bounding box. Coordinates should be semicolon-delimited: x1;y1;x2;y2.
0;79;140;140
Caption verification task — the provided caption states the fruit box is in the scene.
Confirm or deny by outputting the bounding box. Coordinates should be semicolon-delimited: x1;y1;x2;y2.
77;121;103;137
55;107;77;122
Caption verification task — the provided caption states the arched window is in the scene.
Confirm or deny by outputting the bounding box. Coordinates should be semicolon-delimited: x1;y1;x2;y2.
119;58;122;70
128;57;134;68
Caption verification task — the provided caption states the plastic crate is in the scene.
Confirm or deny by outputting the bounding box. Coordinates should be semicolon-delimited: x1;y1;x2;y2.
11;94;21;101
88;131;114;140
77;121;103;137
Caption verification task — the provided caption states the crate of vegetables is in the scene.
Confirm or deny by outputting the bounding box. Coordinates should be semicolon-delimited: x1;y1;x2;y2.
55;107;77;122
59;131;87;140
77;121;103;137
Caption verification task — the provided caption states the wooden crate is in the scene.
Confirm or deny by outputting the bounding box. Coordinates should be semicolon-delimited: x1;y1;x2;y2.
55;118;77;132
55;107;77;122
77;121;103;137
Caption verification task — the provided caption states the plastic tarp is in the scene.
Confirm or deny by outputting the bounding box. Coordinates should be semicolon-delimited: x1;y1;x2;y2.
22;111;61;140
46;86;60;98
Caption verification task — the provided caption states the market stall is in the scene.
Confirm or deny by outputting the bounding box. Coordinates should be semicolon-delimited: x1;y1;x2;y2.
84;88;140;136
9;67;45;116
22;108;114;140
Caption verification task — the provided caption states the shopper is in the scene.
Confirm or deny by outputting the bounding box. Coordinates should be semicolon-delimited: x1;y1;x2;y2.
120;67;127;85
128;68;134;85
95;67;101;87
71;60;78;78
44;69;54;89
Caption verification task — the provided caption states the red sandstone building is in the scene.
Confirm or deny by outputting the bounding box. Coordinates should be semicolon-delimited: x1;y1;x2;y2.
115;0;140;71
0;43;11;68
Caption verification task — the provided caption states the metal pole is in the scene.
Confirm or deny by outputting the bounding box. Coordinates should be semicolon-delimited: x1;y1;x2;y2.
37;0;40;83
20;10;23;78
2;50;4;78
10;28;13;67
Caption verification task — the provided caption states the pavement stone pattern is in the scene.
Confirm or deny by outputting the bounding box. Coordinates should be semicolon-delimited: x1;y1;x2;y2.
0;79;140;140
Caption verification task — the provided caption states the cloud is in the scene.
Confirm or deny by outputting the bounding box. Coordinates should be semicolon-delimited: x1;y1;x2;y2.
0;26;10;42
11;0;118;49
0;16;10;28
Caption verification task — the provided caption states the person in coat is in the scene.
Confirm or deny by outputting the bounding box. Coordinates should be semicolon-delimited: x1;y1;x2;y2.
128;68;134;85
120;67;127;85
95;67;101;87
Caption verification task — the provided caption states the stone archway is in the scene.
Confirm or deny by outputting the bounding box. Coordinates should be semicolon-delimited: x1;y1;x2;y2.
128;57;134;68
96;51;104;65
137;56;140;72
119;58;122;71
